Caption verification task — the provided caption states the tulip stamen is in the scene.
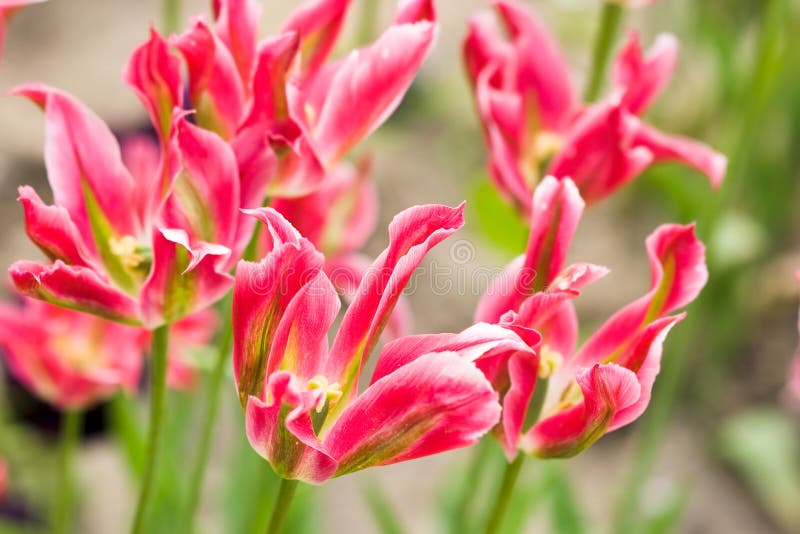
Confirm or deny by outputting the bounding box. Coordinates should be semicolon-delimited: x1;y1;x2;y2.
109;235;146;270
307;375;343;413
538;345;563;379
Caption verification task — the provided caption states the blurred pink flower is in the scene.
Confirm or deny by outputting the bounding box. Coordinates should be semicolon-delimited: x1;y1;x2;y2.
463;0;725;213
170;0;437;199
476;177;707;457
232;205;523;483
0;297;144;410
0;458;7;501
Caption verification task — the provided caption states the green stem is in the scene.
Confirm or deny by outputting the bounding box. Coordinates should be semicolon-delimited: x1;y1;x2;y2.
484;455;525;534
53;410;83;534
130;325;170;534
182;297;234;532
266;478;300;534
162;0;181;34
583;2;624;102
451;439;493;534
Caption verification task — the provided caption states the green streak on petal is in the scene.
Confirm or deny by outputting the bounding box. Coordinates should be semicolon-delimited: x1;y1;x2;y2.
161;244;197;324
172;172;216;243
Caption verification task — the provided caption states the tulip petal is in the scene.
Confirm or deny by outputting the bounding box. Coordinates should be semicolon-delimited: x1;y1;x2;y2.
123;28;183;143
394;0;436;24
613;31;678;115
281;0;352;79
9;260;140;324
139;228;233;327
246;372;338;484
633;121;727;188
325;351;501;475
523;363;640;458
327;203;465;392
174;17;245;139
213;0;262;87
18;186;94;267
572;223;706;368
12;84;141;290
232;209;325;406
494;0;576;131
314;21;437;164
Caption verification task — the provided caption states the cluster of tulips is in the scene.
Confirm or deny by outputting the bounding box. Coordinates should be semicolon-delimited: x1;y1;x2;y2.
0;0;798;532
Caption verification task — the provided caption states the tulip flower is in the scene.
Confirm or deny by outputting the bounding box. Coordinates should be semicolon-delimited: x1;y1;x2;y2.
169;0;437;199
463;0;725;213
0;0;45;61
9;81;247;327
232;204;533;483
476;177;707;457
0;297;143;410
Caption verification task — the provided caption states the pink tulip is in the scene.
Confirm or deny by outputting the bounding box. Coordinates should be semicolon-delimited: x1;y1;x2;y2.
463;1;725;213
0;0;45;62
0;297;144;410
168;0;438;199
477;177;707;457
10;84;241;327
233;205;526;483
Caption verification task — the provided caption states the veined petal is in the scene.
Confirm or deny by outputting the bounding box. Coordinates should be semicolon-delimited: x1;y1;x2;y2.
633;121;727;188
160;119;240;257
324;352;500;475
572;224;706;368
494;0;576;131
281;0;353;79
475;177;584;324
9;260;140;324
123;28;183;143
12;84;139;282
139;228;233;327
613;31;678;115
523;363;640;458
174;17;245;139
246;372;338;484
213;0;262;87
314;21;437;165
18;186;94;267
327;203;465;392
232;209;325;406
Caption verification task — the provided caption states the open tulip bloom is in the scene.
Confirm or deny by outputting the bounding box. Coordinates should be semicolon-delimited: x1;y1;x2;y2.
463;0;726;214
475;176;708;458
232;203;542;484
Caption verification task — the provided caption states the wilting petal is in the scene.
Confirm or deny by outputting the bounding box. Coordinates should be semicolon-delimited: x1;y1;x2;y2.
246;372;338;484
174;17;245;139
139;228;233;327
9;260;140;324
327;203;465;392
523;363;640;458
123;28;183;142
213;0;262;87
572;224;706;368
325;351;500;475
314;21;437;165
232;208;325;406
160;119;240;255
494;0;576;131
272;159;377;255
281;0;352;79
633;122;727;188
613;31;678;115
475;177;584;323
18;186;93;267
12;84;140;290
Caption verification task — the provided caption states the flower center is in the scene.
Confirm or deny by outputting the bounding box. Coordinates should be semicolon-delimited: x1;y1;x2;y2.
538;344;564;379
109;235;147;270
307;375;343;413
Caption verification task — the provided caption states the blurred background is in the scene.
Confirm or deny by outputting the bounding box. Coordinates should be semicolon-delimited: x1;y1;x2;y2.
1;0;799;532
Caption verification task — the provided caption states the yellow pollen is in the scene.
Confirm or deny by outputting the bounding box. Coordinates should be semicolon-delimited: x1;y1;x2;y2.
532;131;563;162
538;345;563;379
109;235;145;269
307;375;343;413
